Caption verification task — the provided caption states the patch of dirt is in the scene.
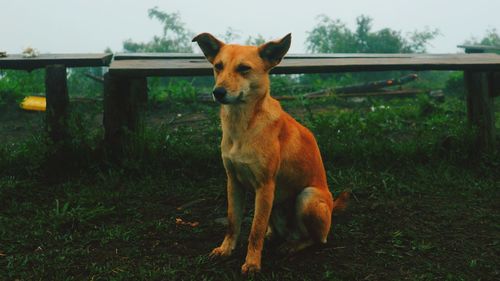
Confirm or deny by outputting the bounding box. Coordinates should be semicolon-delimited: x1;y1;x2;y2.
0;103;45;144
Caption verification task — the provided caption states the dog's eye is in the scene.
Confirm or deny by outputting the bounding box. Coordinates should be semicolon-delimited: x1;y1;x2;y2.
236;64;251;74
214;62;224;72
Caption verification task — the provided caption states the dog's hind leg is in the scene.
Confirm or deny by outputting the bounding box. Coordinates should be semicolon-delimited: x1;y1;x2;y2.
280;187;333;254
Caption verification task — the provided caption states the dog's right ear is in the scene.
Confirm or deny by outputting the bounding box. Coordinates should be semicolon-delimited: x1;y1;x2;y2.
192;33;225;64
258;33;291;69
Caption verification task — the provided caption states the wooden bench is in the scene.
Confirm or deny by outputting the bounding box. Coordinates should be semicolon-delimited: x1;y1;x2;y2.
0;53;113;143
106;53;499;153
458;44;500;54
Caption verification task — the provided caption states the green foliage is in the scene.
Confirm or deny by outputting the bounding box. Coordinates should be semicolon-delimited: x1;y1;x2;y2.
245;34;266;46
306;15;439;54
464;28;500;48
219;27;241;43
67;67;105;98
148;78;201;105
444;72;465;97
303;15;441;88
0;97;498;280
123;7;194;53
479;29;500;46
308;96;480;166
0;67;104;107
0;69;45;104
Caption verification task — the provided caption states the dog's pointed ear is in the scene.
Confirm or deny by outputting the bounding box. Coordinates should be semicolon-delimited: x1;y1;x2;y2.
192;33;225;64
258;33;291;69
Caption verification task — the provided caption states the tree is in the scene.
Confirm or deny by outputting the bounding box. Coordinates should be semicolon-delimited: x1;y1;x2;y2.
478;29;500;46
123;7;194;53
245;34;266;46
306;15;439;54
464;28;500;50
302;15;440;88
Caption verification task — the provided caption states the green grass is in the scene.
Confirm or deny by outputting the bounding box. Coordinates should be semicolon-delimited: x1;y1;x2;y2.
0;96;499;280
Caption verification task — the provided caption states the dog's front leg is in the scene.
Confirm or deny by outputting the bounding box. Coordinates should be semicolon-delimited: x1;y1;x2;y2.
242;182;275;274
210;176;245;257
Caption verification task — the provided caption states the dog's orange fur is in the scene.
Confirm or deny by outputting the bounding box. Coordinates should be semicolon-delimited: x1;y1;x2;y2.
193;33;348;274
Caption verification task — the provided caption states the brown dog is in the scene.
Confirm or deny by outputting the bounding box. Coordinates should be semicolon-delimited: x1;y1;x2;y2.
192;33;348;274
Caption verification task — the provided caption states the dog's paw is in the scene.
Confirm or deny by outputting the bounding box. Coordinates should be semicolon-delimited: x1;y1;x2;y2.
209;246;232;258
241;262;261;275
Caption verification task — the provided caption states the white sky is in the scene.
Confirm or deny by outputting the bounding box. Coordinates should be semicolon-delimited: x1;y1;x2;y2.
1;0;499;54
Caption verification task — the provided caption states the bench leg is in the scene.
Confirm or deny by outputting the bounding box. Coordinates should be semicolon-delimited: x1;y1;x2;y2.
45;64;69;144
103;73;147;156
492;72;500;98
464;71;496;152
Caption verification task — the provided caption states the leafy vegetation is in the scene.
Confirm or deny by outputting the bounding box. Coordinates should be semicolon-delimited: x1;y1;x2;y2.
464;28;500;48
303;15;444;89
123;7;194;53
306;15;439;54
0;96;499;280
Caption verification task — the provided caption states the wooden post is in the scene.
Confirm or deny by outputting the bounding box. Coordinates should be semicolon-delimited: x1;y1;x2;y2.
464;71;496;152
103;73;147;156
492;72;500;98
45;64;69;144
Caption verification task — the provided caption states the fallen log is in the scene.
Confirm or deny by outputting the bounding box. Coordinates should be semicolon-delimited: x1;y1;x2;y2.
198;73;419;102
197;89;426;102
307;73;418;97
84;73;104;83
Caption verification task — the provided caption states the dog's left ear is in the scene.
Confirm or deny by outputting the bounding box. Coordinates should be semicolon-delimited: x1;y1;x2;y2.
258;33;291;69
192;33;225;64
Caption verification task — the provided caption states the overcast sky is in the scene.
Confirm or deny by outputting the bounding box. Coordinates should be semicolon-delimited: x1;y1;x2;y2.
1;0;499;54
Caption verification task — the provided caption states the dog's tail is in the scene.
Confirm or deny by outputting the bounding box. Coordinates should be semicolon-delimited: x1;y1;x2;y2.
332;191;350;213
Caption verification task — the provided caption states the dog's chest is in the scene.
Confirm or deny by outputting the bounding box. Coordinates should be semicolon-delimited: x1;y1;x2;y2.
222;140;265;189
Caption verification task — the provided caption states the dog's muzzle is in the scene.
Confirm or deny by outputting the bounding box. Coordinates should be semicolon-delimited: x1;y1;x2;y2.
212;87;243;104
213;87;227;103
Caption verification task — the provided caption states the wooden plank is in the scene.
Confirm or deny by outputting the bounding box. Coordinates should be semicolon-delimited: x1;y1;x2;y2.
0;53;113;70
464;71;496;152
458;44;500;53
115;53;204;60
113;52;420;60
109;53;500;77
492;72;500;97
45;65;69;144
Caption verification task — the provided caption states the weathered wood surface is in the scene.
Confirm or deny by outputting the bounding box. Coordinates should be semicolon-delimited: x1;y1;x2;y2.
103;73;147;156
114;52;422;60
0;53;113;70
457;44;500;53
109;53;500;77
464;71;496;152
492;72;500;97
45;65;69;143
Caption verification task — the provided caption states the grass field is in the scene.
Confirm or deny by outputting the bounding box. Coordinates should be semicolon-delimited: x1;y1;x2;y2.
0;94;499;280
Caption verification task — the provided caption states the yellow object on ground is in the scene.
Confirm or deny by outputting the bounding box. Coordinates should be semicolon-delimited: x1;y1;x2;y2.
20;96;46;111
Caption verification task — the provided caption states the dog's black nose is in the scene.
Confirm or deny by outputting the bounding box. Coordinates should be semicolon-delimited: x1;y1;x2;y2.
213;87;227;100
